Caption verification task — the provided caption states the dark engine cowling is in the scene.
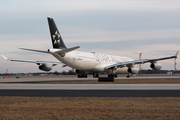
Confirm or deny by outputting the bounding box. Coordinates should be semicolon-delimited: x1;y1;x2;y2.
150;62;162;70
127;67;139;74
39;64;52;71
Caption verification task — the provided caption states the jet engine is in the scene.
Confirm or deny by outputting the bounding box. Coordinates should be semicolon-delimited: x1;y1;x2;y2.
150;62;162;70
127;67;139;74
38;63;53;71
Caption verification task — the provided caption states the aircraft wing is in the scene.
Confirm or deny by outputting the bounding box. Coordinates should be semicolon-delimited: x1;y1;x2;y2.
105;51;179;70
1;55;65;66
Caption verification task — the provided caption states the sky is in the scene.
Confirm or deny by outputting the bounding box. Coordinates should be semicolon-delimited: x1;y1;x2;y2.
0;0;180;73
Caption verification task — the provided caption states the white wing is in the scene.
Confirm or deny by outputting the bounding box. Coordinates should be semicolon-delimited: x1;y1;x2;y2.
1;55;65;66
105;51;179;70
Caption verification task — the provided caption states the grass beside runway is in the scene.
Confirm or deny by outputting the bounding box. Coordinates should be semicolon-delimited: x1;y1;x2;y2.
0;97;180;120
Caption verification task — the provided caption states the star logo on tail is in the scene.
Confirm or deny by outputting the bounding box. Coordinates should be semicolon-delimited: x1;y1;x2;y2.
53;31;61;45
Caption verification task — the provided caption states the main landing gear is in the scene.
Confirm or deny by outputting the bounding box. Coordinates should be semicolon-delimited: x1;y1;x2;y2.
76;70;87;78
76;69;119;82
98;74;117;82
93;72;99;78
126;73;131;78
108;74;117;78
78;74;87;78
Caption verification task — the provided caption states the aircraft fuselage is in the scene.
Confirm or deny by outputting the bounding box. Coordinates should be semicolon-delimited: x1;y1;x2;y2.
50;50;134;73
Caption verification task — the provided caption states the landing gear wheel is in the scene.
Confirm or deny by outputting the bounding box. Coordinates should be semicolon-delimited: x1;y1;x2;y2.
108;74;117;78
98;77;114;82
114;74;118;78
108;74;115;78
93;73;99;78
78;74;87;78
77;70;88;78
127;75;130;78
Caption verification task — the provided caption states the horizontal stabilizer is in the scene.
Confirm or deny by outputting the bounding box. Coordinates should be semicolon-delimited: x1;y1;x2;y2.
20;46;80;55
19;48;49;53
48;46;80;55
56;46;80;54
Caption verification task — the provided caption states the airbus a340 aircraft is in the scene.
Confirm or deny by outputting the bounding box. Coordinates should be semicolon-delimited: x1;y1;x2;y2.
2;17;179;81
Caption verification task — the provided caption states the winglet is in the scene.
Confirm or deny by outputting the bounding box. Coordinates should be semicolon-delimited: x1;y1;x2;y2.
175;51;179;58
1;55;9;60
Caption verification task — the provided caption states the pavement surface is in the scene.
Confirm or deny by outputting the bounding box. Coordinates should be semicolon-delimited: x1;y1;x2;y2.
0;76;180;97
0;84;180;97
0;90;179;97
0;84;180;90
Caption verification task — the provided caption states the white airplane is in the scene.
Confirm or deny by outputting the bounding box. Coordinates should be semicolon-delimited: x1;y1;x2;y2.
2;17;179;81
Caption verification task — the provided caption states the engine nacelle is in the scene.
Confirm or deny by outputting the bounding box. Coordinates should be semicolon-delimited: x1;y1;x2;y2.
39;63;52;71
150;62;162;70
127;67;139;74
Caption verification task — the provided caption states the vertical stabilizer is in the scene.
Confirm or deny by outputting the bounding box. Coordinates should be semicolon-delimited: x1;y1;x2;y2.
47;17;67;49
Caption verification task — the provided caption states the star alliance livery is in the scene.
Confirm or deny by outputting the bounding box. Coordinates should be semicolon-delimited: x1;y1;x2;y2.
2;17;179;81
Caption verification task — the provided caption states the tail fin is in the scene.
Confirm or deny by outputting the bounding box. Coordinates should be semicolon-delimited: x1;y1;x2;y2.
47;17;67;49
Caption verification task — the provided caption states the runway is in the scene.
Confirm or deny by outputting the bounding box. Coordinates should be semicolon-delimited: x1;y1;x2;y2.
0;90;179;97
1;76;180;97
0;84;180;97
